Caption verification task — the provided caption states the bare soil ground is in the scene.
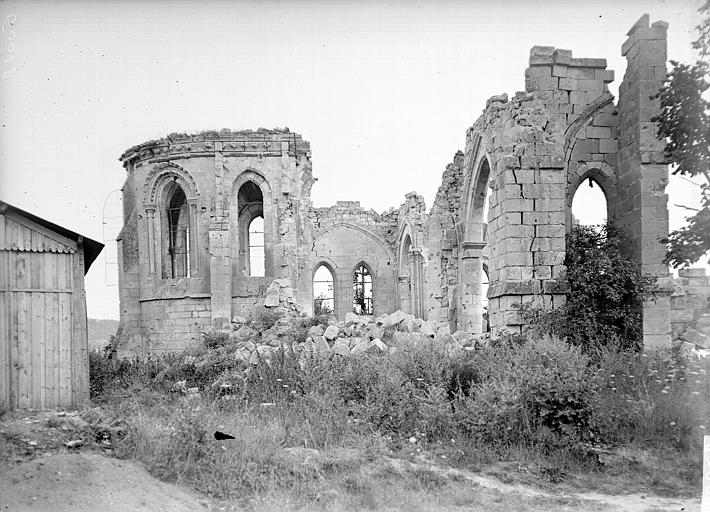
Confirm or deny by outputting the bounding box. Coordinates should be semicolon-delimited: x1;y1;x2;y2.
0;410;701;512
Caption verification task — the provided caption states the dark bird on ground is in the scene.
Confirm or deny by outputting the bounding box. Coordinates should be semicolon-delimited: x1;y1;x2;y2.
214;430;236;440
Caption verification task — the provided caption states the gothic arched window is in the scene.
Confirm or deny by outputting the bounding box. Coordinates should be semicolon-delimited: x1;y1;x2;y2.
237;181;265;277
313;264;335;315
353;263;373;315
164;183;189;278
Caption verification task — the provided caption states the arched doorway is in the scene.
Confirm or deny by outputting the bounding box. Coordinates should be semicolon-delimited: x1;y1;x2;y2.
459;156;492;333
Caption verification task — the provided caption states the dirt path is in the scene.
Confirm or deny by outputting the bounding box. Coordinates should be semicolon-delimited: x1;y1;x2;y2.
0;407;701;512
0;452;225;512
383;456;701;512
0;451;701;511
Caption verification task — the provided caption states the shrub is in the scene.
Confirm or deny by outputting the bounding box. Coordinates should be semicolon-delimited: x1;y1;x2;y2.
454;336;598;450
248;307;282;331
388;336;451;391
203;331;230;350
521;223;659;352
591;346;710;451
313;295;333;316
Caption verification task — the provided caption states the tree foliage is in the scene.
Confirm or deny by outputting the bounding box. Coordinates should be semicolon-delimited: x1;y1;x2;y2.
522;224;659;352
654;2;710;268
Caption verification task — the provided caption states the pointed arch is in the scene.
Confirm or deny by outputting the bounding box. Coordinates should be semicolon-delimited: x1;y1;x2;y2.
144;161;198;205
352;261;374;315
313;262;336;315
143;162;199;278
566;162;616;231
463;154;493;242
230;170;274;283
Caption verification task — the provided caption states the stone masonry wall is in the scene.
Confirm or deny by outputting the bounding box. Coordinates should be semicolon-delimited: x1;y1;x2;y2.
115;15;678;353
310;201;398;318
139;297;211;353
116;129;313;355
616;15;672;348
461;87;570;336
426;151;466;329
671;268;710;348
394;192;428;317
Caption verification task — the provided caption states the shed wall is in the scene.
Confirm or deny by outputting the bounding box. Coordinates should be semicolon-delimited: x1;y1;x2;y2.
0;213;89;410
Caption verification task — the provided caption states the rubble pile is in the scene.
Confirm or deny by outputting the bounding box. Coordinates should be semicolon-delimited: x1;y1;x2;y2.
212;279;488;365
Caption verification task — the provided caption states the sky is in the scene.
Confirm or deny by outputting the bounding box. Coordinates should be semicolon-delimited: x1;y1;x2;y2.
0;0;705;320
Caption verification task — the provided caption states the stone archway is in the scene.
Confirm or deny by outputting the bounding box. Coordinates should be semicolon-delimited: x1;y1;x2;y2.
458;155;492;334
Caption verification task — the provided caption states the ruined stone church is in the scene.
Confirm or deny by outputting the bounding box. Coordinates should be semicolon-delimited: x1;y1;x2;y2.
115;15;681;355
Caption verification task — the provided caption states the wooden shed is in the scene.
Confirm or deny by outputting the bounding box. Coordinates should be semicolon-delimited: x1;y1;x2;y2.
0;201;103;410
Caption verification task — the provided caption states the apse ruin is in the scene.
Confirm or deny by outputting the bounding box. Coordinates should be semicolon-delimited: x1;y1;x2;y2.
115;15;706;355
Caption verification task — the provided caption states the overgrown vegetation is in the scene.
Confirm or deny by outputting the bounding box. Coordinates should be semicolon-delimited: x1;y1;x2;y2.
313;293;334;316
654;1;710;268
84;220;705;506
88;328;709;505
520;223;659;352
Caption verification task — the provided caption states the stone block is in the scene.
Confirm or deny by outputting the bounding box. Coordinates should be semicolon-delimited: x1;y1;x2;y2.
553;49;572;65
524;212;550;225
538;77;559;90
533;266;552;279
534;251;565;266
599;139;618;153
570;90;588;105
526;66;552;78
504;252;534;266
570;57;607;68
595;69;615;83
685;328;710;349
323;324;339;341
535;198;565;211
332;338;350;357
567;67;595;80
593;112;616;127
578;79;603;92
535;224;565;238
537;169;566;184
587;126;612;139
559;77;578;91
551;65;568;78
505;198;535;212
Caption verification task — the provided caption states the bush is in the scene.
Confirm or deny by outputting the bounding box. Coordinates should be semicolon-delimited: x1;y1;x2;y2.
313;295;333;316
248;307;282;331
591;346;710;450
521;223;659;352
453;336;598;450
203;331;230;349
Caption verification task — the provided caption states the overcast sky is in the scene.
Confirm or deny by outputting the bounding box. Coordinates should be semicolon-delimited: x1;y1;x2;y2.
0;0;705;320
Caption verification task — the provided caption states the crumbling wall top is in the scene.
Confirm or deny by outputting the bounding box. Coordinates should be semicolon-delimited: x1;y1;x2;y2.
119;128;311;166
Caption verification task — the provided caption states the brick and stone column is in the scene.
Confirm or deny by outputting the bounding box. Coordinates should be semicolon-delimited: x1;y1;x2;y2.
617;14;671;348
459;240;486;333
210;141;232;328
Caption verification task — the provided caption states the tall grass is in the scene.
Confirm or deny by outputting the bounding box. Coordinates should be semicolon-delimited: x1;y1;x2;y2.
89;331;710;503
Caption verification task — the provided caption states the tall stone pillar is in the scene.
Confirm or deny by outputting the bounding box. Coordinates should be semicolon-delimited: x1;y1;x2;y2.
459;240;485;333
145;206;156;275
617;14;671;348
210;141;231;328
411;249;425;319
398;276;411;314
188;199;199;276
